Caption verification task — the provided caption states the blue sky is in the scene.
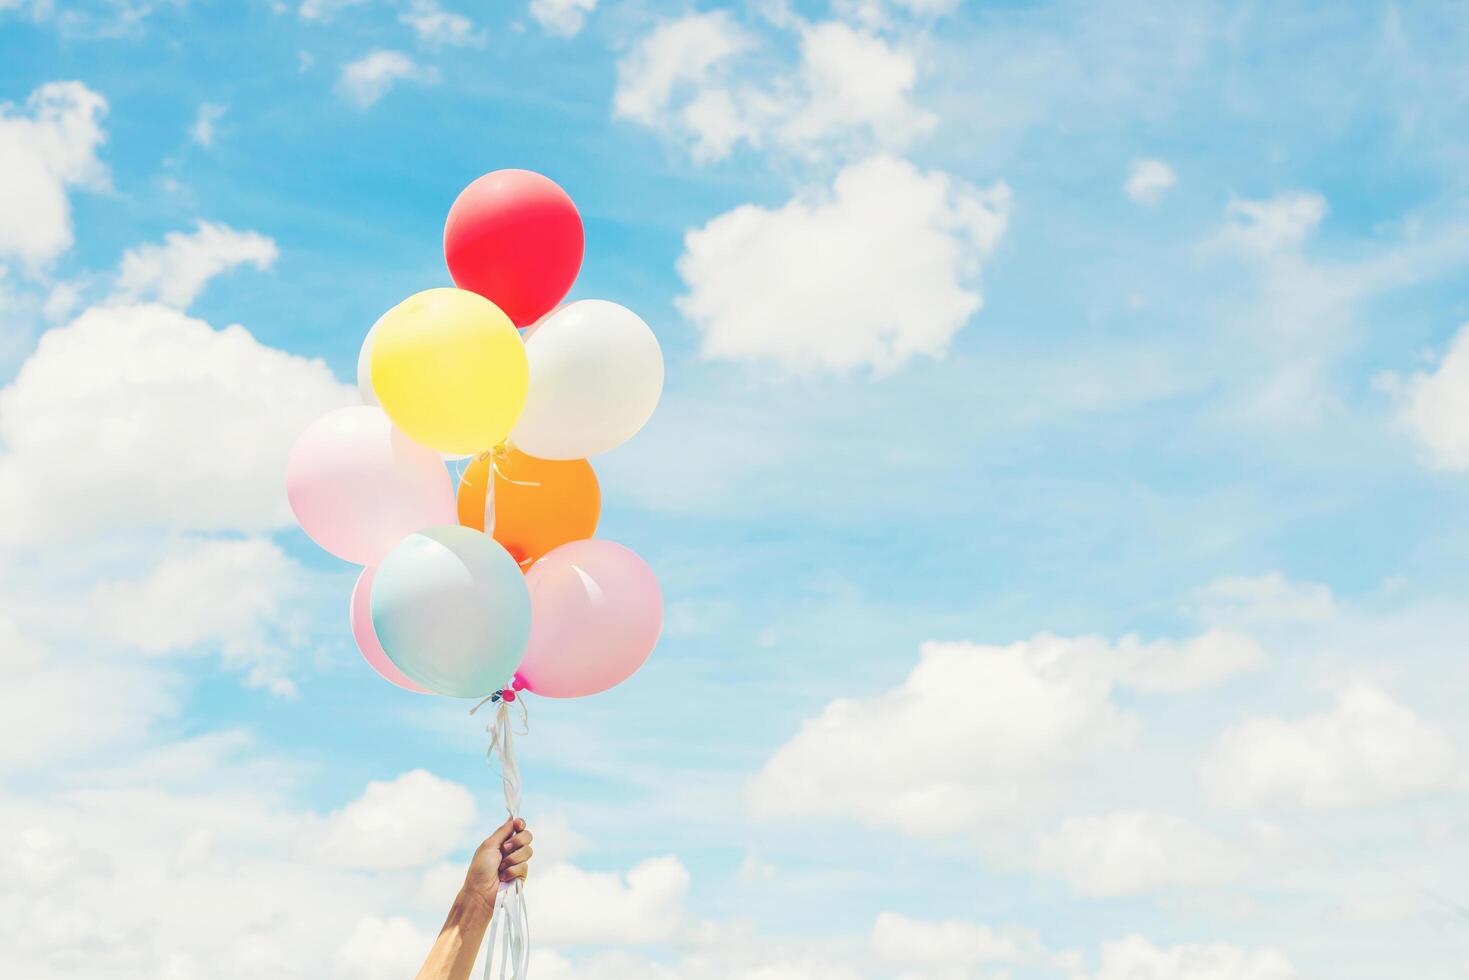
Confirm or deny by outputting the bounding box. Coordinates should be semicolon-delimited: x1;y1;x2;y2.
3;1;1469;978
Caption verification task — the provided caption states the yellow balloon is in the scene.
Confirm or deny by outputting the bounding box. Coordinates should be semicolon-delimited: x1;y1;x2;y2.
369;288;529;455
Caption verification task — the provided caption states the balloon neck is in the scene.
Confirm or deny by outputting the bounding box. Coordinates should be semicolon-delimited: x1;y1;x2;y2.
476;442;510;465
469;683;525;715
486;680;524;705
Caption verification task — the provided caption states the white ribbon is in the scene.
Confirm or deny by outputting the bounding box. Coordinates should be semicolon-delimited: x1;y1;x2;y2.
481;451;497;539
473;695;530;980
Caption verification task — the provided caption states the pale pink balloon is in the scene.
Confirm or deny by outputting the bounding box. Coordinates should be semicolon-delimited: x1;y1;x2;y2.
518;540;663;698
286;405;455;565
350;567;429;693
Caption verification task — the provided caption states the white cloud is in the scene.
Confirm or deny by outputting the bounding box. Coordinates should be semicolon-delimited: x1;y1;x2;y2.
313;770;478;870
400;0;480;46
535;856;689;945
1215;192;1327;255
1031;812;1247;897
92;536;306;696
0;303;355;548
1124;158;1176;205
677;155;1010;374
519;909;1084;980
1095;935;1298;980
1393;322;1469;469
334;915;437;980
613;15;931;163
1201;684;1459;810
0;751;393;978
613;11;752;162
0;81;109;269
529;0;595;38
190;101;226;147
336;50;438;109
872;913;1074;974
778;21;935;153
40;279;82;321
1;744;721;979
748;629;1266;835
114;220;278;308
1103;629;1264;693
747;635;1139;834
1192;572;1336;625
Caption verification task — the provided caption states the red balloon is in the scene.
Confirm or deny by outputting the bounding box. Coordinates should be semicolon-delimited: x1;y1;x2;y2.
444;170;584;327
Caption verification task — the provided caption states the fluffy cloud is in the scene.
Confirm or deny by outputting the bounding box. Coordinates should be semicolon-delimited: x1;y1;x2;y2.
114;220;278;309
1124;158;1176;205
0;748;407;979
400;0;480;46
1030;812;1247;897
1102;629;1263;692
748;636;1138;834
613;15;930;163
0;303;355;548
776;21;936;153
1214;192;1327;255
0;81;108;268
92;536;307;695
529;0;596;38
535;856;689;946
613;11;752;162
748;630;1263;835
1191;572;1336;625
1;742;707;980
334;915;437;980
677;156;1010;374
313;770;479;870
1392;322;1469;469
1201;685;1459;810
872;912;1076;974
525;909;1084;980
336;50;438;109
93;537;297;654
1095;935;1297;980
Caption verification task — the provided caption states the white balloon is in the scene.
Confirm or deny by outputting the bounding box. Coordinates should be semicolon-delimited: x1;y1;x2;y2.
358;314;470;460
356;315;382;407
509;300;663;460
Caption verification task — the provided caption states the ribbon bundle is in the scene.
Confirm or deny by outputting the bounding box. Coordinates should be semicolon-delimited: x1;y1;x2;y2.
475;693;530;979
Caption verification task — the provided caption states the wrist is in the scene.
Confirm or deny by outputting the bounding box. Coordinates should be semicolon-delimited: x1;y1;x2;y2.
453;885;495;925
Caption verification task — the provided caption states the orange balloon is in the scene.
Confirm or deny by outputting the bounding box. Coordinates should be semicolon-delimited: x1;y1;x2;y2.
457;448;600;570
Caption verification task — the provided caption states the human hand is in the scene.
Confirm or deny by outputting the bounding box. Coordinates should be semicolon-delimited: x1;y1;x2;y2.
461;817;534;909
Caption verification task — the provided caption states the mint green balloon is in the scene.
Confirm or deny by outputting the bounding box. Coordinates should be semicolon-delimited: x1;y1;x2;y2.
371;525;531;698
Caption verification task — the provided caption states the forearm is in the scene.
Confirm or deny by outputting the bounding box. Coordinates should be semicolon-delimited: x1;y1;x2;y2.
415;888;493;980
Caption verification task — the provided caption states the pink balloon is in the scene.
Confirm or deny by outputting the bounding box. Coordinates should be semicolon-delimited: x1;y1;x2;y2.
350;567;429;693
444;170;584;327
286;406;455;565
518;540;663;699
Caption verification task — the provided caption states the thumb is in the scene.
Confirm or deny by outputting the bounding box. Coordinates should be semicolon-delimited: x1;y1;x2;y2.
487;815;517;847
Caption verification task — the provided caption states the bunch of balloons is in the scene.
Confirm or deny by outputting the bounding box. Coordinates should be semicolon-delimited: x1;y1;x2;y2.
287;169;665;703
